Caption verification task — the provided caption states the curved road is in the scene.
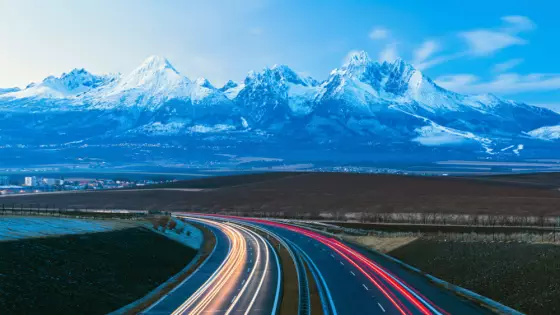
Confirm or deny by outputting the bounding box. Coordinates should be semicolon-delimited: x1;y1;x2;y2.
143;217;280;315
184;214;495;315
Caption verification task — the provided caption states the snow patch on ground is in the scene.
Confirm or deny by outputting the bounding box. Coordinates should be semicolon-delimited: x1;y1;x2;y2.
156;218;203;249
393;105;493;152
413;125;468;146
223;83;245;100
188;124;235;133
528;125;560;140
0;217;122;241
140;121;186;135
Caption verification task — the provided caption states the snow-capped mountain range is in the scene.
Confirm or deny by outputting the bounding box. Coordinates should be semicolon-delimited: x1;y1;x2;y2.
1;51;559;163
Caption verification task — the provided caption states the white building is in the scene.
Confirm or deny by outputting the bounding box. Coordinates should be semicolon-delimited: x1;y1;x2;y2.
24;176;38;187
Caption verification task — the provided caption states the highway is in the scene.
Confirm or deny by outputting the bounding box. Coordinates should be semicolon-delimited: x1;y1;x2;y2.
143;217;280;315
186;214;495;315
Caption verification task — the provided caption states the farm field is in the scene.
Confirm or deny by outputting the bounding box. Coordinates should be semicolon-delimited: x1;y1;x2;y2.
389;238;560;315
1;172;559;216
0;227;197;315
471;172;560;188
141;171;304;189
0;217;134;241
327;221;560;235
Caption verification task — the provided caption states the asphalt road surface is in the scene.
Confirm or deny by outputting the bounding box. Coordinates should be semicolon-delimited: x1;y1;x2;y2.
188;214;495;315
143;217;280;315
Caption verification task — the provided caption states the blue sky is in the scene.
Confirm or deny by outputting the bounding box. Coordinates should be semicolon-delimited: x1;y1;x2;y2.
1;0;558;111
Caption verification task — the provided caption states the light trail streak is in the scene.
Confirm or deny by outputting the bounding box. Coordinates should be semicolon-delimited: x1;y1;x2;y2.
200;214;447;315
229;223;271;315
172;218;247;315
171;217;272;315
224;223;261;314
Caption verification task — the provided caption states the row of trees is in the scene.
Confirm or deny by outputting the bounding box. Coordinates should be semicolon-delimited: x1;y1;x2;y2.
0;203;147;220
205;209;560;228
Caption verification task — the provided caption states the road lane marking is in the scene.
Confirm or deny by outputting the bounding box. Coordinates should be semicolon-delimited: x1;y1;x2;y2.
170;219;246;315
362;284;369;291
231;295;237;303
241;279;246;285
225;224;264;315
378;302;386;312
350;271;355;276
340;261;344;266
289;240;338;315
330;254;335;258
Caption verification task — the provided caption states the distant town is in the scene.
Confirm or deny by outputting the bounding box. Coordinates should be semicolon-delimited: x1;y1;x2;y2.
0;175;175;195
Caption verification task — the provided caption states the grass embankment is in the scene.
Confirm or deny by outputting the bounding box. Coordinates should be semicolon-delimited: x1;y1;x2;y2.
389;239;560;315
0;227;197;315
344;235;417;253
124;219;216;314
260;229;322;315
302;261;324;315
275;238;300;315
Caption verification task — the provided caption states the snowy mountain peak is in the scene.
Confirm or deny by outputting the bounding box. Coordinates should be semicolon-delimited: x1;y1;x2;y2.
387;57;412;70
384;58;424;96
0;87;21;95
220;80;239;91
138;55;178;73
83;56;193;109
194;78;215;89
1;49;559;157
344;50;372;67
108;56;189;95
44;68;114;91
1;68;112;100
331;50;380;81
219;80;243;100
270;64;317;87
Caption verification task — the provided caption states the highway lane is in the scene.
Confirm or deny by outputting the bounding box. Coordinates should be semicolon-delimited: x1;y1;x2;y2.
200;215;494;315
143;219;230;315
224;223;281;315
146;217;280;315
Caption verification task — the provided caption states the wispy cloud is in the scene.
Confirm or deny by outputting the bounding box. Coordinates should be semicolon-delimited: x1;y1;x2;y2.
459;15;535;56
435;74;479;89
492;58;524;73
459;30;526;56
369;27;389;40
413;16;536;71
501;15;536;33
378;42;398;62
414;52;465;71
411;40;465;71
413;40;439;64
435;72;560;95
